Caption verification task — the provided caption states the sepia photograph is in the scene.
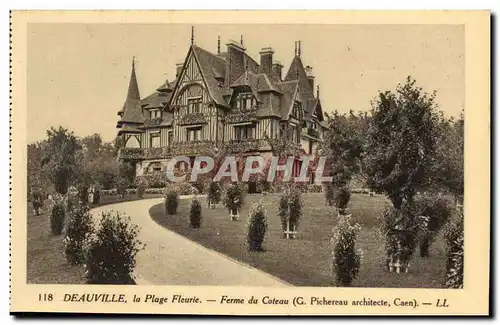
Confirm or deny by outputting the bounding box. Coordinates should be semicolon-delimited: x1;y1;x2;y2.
10;10;490;315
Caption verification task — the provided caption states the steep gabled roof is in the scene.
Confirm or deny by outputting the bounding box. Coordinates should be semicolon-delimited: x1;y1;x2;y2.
191;45;228;107
117;58;146;125
284;55;315;99
277;80;299;120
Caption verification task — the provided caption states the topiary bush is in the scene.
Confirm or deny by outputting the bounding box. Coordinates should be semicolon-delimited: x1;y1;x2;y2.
63;202;94;264
377;205;429;271
83;210;144;284
335;187;351;215
93;187;100;204
323;182;335;206
189;198;202;228
207;181;221;206
444;212;464;288
77;184;89;204
412;194;453;257
165;189;179;215
331;214;362;286
278;188;303;237
49;199;66;235
136;182;146;199
247;202;268;252
223;183;244;214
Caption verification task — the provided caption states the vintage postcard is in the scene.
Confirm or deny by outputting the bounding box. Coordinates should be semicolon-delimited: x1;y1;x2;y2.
10;10;490;315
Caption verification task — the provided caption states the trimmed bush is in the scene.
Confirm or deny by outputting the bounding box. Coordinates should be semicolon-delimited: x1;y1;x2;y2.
83;210;144;284
335;187;351;214
377;205;429;271
93;187;100;204
223;183;244;214
306;184;323;193
136;183;146;199
246;202;268;252
63;202;94;264
323;182;335;206
77;184;89;204
278;189;303;237
49;200;65;235
331;215;362;286
412;194;453;257
207;181;221;206
444;212;464;288
189;198;202;228
165;189;179;215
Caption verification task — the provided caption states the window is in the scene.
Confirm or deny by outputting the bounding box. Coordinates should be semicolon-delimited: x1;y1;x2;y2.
269;121;275;139
150;109;161;119
151;162;162;173
188;97;202;114
292;101;303;119
167;130;173;146
186;127;202;141
237;92;253;110
150;133;161;148
235;125;255;141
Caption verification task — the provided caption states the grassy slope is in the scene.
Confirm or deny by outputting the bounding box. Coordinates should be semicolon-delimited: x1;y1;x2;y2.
150;193;447;287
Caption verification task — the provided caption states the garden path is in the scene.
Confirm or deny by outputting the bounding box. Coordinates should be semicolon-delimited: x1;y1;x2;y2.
90;198;290;287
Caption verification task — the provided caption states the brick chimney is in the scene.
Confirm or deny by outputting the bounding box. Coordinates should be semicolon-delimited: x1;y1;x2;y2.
272;60;283;81
225;40;246;85
305;65;314;91
175;63;184;78
259;47;274;76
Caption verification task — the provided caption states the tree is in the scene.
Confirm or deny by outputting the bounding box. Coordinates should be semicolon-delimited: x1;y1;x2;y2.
434;112;464;203
41;127;82;195
320;111;365;213
364;77;441;209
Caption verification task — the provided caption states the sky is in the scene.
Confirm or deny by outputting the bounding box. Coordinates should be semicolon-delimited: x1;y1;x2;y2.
27;23;464;143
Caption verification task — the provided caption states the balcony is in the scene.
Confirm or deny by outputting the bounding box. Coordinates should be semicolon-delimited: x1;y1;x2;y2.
226;139;262;153
169;140;218;156
118;147;171;160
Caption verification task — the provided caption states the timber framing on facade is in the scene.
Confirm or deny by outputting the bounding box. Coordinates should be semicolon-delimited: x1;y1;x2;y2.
116;30;329;178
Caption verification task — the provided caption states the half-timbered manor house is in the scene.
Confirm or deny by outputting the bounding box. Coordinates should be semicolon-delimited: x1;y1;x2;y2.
117;31;328;182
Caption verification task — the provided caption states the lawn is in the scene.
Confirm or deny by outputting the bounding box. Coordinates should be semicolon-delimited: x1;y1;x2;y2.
149;193;448;287
26;193;162;284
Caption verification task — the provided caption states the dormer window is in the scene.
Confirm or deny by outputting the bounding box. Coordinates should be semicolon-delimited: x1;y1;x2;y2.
292;101;303;119
188;97;202;114
237;92;253;110
150;109;161;119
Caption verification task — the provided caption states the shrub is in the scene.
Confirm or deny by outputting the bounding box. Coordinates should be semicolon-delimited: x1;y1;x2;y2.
223;183;244;214
165;189;179;215
444;212;464;288
175;182;199;196
247;202;268;251
77;184;89;204
306;184;323;193
331;215;362;286
93;187;100;204
323;182;335;206
63;202;94;264
278;189;303;236
144;188;164;195
189;198;202;228
412;194;453;257
207;181;221;205
83;211;144;284
49;199;66;235
116;179;127;198
377;205;429;270
335;187;351;214
136;183;146;199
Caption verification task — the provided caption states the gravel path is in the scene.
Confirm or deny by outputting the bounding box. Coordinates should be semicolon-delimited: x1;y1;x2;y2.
90;198;289;287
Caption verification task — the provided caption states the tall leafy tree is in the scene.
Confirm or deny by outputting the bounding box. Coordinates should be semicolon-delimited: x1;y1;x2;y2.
364;77;440;209
41;127;82;195
320;111;365;213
